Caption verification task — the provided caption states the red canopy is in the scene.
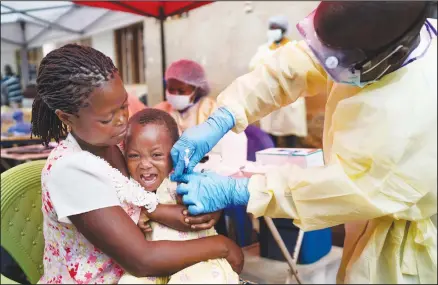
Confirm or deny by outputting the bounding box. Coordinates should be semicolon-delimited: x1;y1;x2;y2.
73;1;212;19
73;1;213;98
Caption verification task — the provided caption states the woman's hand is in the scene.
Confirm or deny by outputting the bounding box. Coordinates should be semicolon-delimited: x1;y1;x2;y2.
220;236;244;274
183;209;222;231
138;208;153;234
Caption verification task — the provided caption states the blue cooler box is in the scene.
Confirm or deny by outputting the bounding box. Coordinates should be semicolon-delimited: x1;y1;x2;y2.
259;218;332;264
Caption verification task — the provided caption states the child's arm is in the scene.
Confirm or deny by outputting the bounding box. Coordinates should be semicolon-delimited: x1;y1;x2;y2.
147;204;223;232
146;204;192;232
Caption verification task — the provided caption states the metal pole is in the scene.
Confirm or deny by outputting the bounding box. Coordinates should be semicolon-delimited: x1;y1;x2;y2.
19;21;29;87
264;217;302;284
159;6;166;100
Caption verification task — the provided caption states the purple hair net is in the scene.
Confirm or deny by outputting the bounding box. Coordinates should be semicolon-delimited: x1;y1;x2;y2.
165;59;210;97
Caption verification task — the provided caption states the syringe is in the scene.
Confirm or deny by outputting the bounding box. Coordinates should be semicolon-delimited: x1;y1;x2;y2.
184;148;190;169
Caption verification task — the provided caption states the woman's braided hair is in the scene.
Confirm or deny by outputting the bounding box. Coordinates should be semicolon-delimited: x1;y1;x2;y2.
31;44;118;146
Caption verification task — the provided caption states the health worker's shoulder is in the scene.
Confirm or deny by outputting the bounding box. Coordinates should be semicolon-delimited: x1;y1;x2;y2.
198;96;218;117
281;40;314;56
199;95;217;108
275;40;326;74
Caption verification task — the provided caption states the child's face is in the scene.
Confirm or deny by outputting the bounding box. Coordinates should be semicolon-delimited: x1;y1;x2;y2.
125;123;173;191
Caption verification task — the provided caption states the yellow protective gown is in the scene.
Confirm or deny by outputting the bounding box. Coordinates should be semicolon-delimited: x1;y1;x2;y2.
249;37;308;138
217;39;437;284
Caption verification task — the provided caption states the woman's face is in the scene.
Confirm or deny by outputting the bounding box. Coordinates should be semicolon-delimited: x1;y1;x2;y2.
166;79;196;99
57;73;129;147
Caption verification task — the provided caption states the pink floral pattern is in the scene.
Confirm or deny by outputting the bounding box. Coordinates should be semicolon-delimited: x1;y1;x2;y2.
39;135;141;284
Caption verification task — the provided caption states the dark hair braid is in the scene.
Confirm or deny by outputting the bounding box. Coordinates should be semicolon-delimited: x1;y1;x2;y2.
31;44;118;146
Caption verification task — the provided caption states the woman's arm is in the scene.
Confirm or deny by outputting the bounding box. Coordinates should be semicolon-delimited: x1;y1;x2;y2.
69;206;242;277
47;153;242;277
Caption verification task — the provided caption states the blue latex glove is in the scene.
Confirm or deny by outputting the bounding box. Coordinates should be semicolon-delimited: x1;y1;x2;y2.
176;172;250;215
170;107;236;181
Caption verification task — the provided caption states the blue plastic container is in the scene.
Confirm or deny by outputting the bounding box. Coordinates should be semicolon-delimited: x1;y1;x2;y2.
298;227;332;264
259;218;332;264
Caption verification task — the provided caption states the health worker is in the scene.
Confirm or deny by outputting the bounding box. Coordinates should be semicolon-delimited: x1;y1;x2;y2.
171;2;438;284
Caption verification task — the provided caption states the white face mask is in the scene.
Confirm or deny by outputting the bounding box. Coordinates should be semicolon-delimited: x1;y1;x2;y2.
267;29;283;43
166;92;194;111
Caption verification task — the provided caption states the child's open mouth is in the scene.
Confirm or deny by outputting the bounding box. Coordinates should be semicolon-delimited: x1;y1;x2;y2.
140;174;158;187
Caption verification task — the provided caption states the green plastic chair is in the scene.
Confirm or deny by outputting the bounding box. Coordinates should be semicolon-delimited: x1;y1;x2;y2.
1;160;46;284
0;160;257;284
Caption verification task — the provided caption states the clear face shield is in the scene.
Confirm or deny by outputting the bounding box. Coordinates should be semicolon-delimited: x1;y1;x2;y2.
296;10;410;87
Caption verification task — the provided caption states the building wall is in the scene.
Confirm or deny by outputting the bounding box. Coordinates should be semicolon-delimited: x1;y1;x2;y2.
91;30;116;64
42;43;57;57
144;1;319;106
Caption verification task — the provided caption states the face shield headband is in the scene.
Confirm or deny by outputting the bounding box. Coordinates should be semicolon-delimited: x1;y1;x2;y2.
296;9;427;87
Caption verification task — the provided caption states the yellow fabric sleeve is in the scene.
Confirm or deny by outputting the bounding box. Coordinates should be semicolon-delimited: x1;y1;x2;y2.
247;155;432;232
217;40;327;133
197;96;218;124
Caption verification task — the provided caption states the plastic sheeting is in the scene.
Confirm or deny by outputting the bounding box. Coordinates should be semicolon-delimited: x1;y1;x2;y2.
1;1;144;49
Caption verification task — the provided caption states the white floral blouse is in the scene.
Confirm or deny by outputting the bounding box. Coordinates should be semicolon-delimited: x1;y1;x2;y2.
38;134;158;284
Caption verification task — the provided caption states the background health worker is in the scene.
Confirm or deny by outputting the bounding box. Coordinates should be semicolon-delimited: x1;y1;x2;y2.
249;15;307;148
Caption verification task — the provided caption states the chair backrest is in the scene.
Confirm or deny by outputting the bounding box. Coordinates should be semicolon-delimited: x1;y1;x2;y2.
244;125;275;162
1;273;19;284
1;160;46;284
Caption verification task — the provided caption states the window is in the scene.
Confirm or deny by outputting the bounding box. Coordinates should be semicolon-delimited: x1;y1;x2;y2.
114;22;145;84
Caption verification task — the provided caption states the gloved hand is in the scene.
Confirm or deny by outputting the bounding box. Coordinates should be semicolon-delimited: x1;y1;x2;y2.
176;172;250;215
170;107;235;181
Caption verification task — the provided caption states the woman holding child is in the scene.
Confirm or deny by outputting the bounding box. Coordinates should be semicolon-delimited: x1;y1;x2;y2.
31;44;243;284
